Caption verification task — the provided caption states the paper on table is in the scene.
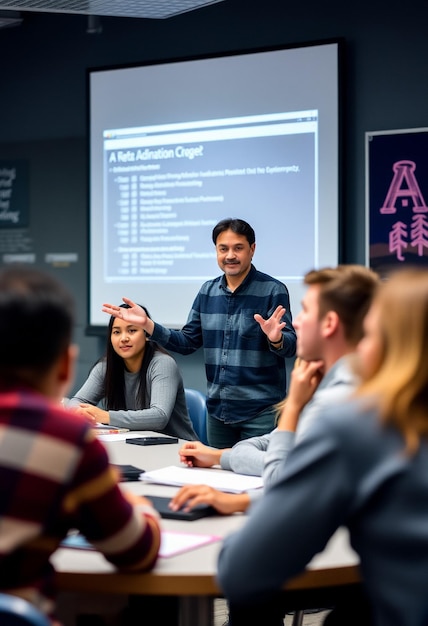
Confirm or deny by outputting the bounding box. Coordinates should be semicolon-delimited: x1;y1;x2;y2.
139;465;263;493
61;530;220;558
93;425;129;433
96;431;146;442
92;424;129;442
96;432;129;442
160;530;221;557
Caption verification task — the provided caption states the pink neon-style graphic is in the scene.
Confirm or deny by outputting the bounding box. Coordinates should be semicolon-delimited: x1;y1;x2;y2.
381;160;428;214
380;160;428;260
410;214;428;256
389;222;408;261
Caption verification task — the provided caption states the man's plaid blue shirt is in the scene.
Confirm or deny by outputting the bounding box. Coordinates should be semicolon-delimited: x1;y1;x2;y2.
151;265;297;423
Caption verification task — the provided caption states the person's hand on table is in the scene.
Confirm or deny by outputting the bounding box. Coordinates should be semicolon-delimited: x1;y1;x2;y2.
169;484;250;515
178;441;225;468
71;403;110;425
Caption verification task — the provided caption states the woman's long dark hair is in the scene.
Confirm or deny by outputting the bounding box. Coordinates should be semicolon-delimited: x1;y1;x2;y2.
100;303;167;410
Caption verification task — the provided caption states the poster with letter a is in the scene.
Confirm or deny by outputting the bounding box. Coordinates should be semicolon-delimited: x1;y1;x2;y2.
365;128;428;276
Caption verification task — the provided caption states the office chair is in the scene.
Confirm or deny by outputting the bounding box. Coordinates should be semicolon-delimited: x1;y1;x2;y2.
291;610;304;626
184;388;209;445
0;593;50;626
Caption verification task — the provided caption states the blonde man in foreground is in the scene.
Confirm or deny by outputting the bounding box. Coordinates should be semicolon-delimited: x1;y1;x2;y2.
218;268;428;626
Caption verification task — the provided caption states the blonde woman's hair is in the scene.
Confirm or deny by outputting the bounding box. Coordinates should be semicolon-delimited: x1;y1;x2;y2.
356;268;428;453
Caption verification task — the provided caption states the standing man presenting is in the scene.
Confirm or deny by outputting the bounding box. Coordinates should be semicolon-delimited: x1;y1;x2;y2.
103;218;296;448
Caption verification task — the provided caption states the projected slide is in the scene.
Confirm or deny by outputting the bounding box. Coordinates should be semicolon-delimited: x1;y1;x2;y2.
103;111;317;282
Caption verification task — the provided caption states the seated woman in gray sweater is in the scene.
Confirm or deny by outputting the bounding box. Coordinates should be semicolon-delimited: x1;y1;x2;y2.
67;304;197;441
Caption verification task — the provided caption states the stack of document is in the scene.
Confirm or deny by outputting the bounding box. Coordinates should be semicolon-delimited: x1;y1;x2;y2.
139;465;263;493
93;425;130;441
93;425;129;434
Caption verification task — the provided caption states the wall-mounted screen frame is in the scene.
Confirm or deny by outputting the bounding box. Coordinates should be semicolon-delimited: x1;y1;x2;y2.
88;39;343;332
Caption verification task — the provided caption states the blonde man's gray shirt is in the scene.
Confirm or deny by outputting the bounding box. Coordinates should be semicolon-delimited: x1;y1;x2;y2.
220;357;357;502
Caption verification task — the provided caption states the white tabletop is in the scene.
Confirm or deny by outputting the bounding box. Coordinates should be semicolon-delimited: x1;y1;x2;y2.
52;432;360;625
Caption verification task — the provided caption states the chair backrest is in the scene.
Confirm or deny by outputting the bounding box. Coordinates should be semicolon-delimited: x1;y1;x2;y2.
184;388;208;445
0;593;50;626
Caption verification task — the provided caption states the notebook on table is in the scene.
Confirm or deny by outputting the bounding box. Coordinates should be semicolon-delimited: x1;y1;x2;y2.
147;495;217;521
111;464;145;481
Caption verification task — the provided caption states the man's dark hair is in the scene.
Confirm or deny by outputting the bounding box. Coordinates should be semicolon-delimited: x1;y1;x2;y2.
212;218;256;246
0;265;75;372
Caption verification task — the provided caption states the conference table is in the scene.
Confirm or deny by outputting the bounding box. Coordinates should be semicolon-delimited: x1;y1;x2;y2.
52;432;360;626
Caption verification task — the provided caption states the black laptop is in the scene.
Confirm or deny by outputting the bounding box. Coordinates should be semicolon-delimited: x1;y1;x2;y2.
147;495;217;521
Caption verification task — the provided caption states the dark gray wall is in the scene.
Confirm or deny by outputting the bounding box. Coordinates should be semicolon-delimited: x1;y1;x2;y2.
0;0;427;393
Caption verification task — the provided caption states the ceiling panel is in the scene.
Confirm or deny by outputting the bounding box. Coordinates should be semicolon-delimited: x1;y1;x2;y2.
0;0;224;19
